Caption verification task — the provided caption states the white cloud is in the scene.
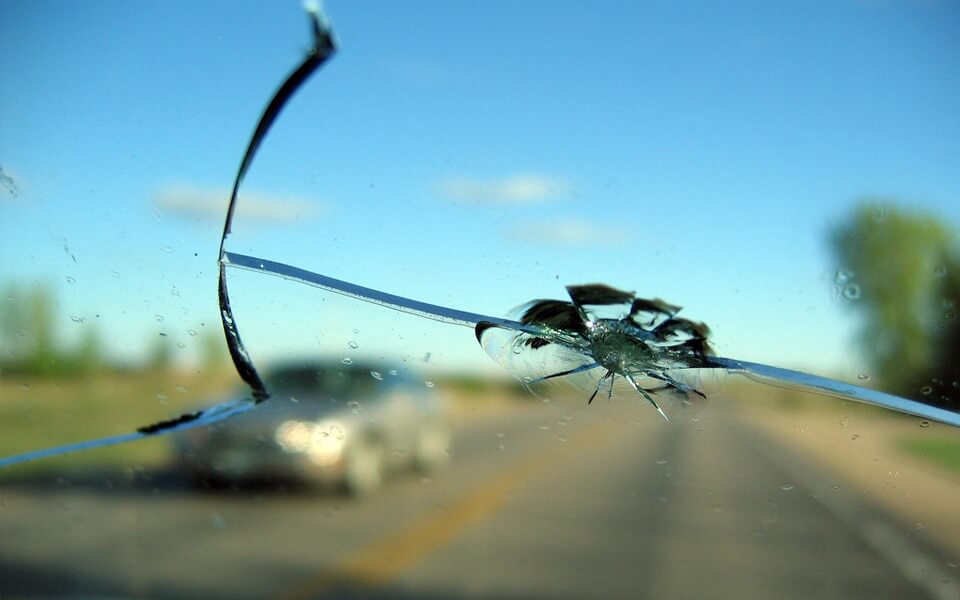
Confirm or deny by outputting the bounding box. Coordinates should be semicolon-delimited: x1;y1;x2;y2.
435;173;571;204
153;184;322;223
505;218;631;246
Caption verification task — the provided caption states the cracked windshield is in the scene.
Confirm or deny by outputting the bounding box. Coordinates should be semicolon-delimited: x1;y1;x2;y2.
3;2;960;598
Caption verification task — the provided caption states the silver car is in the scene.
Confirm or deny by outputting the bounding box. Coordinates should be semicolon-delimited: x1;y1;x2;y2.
172;361;450;496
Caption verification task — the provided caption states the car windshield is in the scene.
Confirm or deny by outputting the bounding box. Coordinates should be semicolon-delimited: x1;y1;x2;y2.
2;3;959;599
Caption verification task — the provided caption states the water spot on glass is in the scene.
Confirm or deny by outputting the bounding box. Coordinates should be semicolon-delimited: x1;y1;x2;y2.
934;265;947;277
20;383;30;391
914;522;925;530
177;342;186;349
871;206;887;222
850;434;861;441
834;269;854;285
352;329;359;335
779;483;794;491
557;434;568;443
496;432;505;439
656;459;668;465
210;513;226;529
497;444;505;451
539;424;550;431
831;484;841;491
842;284;861;300
839;416;849;427
161;245;174;254
424;381;435;388
347;341;359;350
341;357;353;365
70;315;84;323
156;393;168;402
348;400;362;414
921;385;933;396
66;276;76;284
289;396;299;403
155;314;165;323
370;370;383;381
175;385;188;394
857;373;869;380
919;420;931;428
388;369;398;376
187;329;198;336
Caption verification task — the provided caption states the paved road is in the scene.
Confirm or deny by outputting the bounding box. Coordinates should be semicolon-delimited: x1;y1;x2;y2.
1;397;957;599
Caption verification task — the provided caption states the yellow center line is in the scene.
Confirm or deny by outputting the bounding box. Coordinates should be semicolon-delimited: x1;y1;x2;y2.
274;418;621;600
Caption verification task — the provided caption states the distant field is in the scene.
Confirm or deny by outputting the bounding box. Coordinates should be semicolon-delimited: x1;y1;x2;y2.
897;436;960;476
0;369;237;476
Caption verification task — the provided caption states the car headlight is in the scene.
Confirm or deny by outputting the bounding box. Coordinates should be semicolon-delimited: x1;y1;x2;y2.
275;419;347;466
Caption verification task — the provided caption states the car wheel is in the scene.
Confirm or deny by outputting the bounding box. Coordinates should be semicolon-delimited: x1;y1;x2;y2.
343;438;384;497
414;422;450;473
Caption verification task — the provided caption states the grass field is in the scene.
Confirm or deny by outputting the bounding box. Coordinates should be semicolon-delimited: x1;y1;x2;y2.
896;436;960;476
0;369;237;477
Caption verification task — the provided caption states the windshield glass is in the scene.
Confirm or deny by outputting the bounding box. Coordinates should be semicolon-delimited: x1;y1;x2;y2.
2;3;958;599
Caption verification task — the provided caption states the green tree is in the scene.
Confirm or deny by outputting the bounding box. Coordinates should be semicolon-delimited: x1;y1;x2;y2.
831;202;958;408
0;281;59;374
26;284;58;374
0;280;111;376
198;328;228;371
926;256;960;407
0;281;28;364
72;326;105;375
147;335;173;372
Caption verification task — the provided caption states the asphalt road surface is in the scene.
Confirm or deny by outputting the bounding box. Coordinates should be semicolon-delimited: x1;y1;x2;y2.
2;396;957;599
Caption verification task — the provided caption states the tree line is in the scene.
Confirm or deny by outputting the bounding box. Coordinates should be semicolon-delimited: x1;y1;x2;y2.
0;281;226;377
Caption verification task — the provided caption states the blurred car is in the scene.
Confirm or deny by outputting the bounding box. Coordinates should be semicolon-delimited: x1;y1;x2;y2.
172;361;450;496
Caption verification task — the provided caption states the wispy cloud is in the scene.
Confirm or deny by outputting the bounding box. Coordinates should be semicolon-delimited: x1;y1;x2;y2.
152;184;322;223
435;173;571;204
505;218;631;247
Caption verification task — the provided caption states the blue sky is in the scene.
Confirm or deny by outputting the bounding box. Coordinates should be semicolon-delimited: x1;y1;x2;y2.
1;1;959;378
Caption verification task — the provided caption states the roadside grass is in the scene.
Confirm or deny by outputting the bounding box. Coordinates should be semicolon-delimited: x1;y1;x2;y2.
727;377;960;479
723;378;899;420
0;369;236;478
896;436;960;477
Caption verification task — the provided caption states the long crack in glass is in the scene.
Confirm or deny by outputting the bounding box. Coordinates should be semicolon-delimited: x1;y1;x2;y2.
0;6;336;467
1;6;957;469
